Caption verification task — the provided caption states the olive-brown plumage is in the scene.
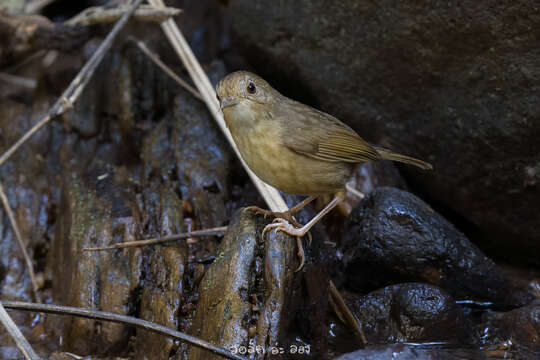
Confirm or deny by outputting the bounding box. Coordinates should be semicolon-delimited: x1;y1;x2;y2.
216;71;431;195
216;71;432;270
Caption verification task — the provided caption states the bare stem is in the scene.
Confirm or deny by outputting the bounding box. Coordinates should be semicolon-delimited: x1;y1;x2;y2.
66;4;181;26
329;280;367;346
0;303;40;360
0;183;41;303
83;226;227;251
1;301;246;360
128;36;203;101
147;0;288;213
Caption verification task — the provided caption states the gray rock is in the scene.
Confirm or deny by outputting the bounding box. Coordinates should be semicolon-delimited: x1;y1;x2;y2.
227;0;540;261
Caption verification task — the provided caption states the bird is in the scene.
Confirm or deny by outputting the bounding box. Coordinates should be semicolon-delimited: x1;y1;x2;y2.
216;71;432;270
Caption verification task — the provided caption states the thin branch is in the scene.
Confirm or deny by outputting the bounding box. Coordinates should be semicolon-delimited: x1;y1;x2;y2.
0;0;144;168
0;303;40;360
1;301;246;360
128;36;203;101
0;183;41;303
66;5;182;26
3;51;47;73
0;72;37;89
83;226;227;251
147;0;288;213
329;280;367;346
345;183;365;200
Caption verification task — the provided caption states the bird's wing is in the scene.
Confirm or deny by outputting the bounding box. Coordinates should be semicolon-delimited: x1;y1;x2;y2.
280;101;381;163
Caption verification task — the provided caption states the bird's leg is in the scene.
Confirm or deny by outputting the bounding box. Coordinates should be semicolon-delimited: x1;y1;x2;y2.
243;195;317;227
264;192;345;238
263;191;345;271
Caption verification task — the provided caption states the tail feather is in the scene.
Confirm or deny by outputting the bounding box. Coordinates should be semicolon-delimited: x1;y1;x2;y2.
376;148;433;170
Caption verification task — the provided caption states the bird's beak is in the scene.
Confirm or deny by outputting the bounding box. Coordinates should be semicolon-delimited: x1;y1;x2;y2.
220;96;239;110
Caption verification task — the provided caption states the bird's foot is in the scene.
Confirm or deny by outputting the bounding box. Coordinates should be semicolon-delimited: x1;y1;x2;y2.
263;217;309;237
244;206;303;228
262;218;311;272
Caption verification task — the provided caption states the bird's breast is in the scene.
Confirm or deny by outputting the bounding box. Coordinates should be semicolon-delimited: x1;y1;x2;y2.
230;120;350;195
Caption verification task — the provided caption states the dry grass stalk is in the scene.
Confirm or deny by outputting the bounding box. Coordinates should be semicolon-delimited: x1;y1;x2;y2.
66;4;181;26
0;303;40;360
0;184;41;302
329;280;367;346
83;226;227;251
128;36;203;101
147;0;288;213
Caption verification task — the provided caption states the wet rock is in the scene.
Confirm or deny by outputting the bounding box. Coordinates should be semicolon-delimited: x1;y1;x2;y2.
482;305;540;349
226;0;540;262
44;44;193;357
187;209;297;360
48;169;141;354
0;95;59;353
342;187;534;307
134;183;187;359
344;283;474;344
335;343;482;360
172;91;231;236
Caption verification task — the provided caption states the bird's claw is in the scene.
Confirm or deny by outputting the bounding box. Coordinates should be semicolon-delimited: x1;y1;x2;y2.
263;218;306;237
262;218;307;272
243;206;272;219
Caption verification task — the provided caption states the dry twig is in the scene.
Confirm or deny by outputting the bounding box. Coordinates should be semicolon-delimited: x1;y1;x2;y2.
329;280;367;346
0;183;41;302
66;4;181;26
0;303;40;360
0;0;143;168
2;301;246;360
83;226;227;251
0;72;37;89
147;0;288;213
128;36;203;101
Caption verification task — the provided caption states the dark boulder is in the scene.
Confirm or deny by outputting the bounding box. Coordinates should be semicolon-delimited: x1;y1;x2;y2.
342;187;535;308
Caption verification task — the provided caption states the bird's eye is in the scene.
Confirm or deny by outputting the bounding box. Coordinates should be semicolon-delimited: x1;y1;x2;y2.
247;82;256;94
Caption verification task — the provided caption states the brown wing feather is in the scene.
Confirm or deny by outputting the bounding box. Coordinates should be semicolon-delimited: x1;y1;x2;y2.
279;100;381;163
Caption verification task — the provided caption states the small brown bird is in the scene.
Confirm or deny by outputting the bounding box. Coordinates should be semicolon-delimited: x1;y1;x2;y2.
216;71;432;269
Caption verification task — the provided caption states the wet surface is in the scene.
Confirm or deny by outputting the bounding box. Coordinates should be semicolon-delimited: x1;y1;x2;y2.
0;3;539;360
344;283;475;344
341;187;536;308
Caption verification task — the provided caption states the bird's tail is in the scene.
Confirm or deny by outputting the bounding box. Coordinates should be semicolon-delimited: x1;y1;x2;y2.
376;148;433;170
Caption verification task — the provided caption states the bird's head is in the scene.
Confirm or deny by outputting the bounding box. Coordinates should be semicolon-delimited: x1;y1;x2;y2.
216;71;280;124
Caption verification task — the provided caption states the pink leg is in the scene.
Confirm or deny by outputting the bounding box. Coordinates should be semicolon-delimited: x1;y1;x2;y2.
262;192;345;271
